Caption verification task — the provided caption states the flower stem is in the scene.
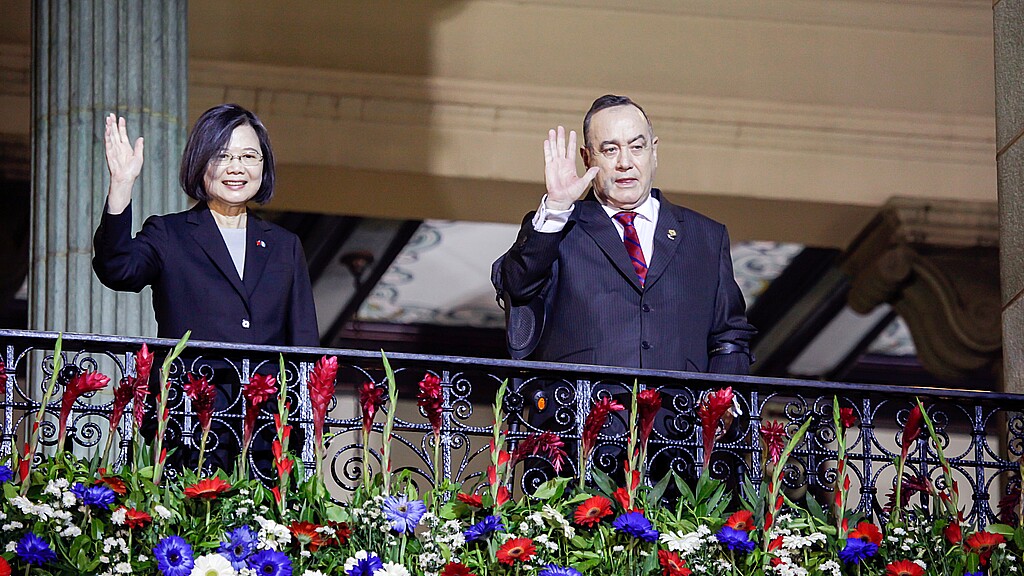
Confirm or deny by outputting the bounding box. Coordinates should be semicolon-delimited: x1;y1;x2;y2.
21;335;63;496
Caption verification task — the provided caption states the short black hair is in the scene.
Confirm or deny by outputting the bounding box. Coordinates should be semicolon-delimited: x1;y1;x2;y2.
582;94;653;147
179;104;276;204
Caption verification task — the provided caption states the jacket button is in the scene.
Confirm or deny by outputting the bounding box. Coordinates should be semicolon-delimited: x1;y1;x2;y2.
642;304;651;312
641;341;651;350
241;319;250;329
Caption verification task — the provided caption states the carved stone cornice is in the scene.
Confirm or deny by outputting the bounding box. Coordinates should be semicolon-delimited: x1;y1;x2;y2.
841;198;1001;383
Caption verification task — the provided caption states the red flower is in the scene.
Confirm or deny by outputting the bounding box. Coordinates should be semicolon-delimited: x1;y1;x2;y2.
998;483;1021;525
0;555;10;576
839;407;857;429
272;439;294;479
290;521;326;551
574;495;614;527
658;550;692;576
242;373;277;450
849;522;883;545
966;531;1005;565
440;563;476;576
943;522;962;544
309;355;338;448
183;477;231;499
117;506;152;529
496;537;535;565
59;370;111;445
183;373;217;430
109;377;134;433
697;387;735;468
725;510;756;532
0;358;7;395
582;397;624;460
97;475;127;495
326;521;351;546
885;474;934;512
417;373;443;437
456;493;483;508
613;487;631;511
511;431;567;473
637;388;662;448
885;560;924;576
760;420;786;464
358;381;386;434
131;345;154;429
900;405;924;457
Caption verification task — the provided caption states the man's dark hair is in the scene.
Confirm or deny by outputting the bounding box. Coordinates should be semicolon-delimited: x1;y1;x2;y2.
582;94;653;146
179;103;276;204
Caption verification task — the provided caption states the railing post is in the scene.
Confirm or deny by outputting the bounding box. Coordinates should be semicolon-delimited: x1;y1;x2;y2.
748;390;762;496
576;378;591;483
298;360;315;479
440;370;452;485
858;396;877;521
1;344;12;461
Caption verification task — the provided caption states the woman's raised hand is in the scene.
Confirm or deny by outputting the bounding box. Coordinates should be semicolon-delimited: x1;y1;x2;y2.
543;126;598;211
103;113;144;215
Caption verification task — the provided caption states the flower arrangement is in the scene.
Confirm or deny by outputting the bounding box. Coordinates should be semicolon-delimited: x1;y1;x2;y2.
1;335;1022;576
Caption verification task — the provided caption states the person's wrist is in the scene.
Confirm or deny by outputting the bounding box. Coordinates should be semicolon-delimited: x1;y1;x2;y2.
545;198;574;211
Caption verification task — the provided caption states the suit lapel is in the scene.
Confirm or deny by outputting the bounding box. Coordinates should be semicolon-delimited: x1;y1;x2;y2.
187;204;249;308
576;198;643;290
244;214;272;298
645;191;685;289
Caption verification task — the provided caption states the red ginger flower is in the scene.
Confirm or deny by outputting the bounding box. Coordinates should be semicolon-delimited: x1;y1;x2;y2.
131;344;153;428
109;377;134;432
760;420;787;465
900;405;924;457
574;495;614;527
725;510;756;532
582;396;624;459
0;358;7;395
966;531;1005;566
242;373;277;448
456;493;483;508
183;373;217;430
637;388;662;448
59;370;111;444
496;537;536;565
849;521;883;545
885;560;924;576
839;407;857;429
417;372;443;437
511;431;567;473
309;355;338;447
184;477;231;499
658;550;692;576
440;563;476;576
697;387;735;467
358;381;386;434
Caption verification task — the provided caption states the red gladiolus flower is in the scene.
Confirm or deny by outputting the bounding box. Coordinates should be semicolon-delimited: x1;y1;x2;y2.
658;550;692;576
997;483;1021;525
582;397;624;460
511;431;567;473
273;439;294;479
885;560;924;576
118;507;152;529
496;537;536;565
58;370;111;446
290;521;326;551
242;373;277;450
417;372;444;437
637;388;662;448
768;535;784;551
97;476;127;495
944;522;962;544
697;387;735;468
0;555;10;576
839;407;857;429
183;373;217;430
184;477;231;499
326;521;351;546
884;474;934;512
966;531;1005;565
358;381;386;434
849;522;883;545
309;355;338;449
494;486;511;507
574;495;614;527
725;510;756;532
613;487;631;511
760;420;786;465
440;563;476;576
900;405;924;457
456;493;483;508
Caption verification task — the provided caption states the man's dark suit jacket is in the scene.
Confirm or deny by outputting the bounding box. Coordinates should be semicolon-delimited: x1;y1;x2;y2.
93;201;319;347
495;189;754;373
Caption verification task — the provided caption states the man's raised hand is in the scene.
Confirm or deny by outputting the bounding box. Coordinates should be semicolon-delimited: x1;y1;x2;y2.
543;126;598;211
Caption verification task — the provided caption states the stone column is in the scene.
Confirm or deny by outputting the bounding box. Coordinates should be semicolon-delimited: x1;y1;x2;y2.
995;2;1024;394
31;0;187;337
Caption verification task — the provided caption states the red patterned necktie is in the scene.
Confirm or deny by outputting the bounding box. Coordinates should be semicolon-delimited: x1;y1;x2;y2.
613;211;648;287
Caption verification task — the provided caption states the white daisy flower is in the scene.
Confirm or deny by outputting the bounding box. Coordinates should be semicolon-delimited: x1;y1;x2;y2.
373;562;411;576
189;553;238;576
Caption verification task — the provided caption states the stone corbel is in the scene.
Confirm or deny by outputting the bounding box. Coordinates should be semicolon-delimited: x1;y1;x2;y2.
841;198;1001;384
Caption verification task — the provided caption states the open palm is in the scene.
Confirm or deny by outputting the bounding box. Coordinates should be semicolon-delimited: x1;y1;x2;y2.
543;126;598;210
104;113;144;185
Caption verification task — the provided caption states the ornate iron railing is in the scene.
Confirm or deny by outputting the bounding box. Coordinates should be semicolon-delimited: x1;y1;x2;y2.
1;329;1021;527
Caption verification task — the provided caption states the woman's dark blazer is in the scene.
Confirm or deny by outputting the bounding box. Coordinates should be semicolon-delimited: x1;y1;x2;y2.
93;201;319;347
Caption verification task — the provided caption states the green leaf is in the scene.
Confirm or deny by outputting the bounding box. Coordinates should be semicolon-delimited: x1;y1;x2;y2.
985;523;1016;536
591;467;617;497
532;476;572;501
647;469;673;509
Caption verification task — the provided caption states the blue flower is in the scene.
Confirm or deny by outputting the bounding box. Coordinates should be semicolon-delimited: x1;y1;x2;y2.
70;482;116;509
381;494;427;534
964;572;984;576
715;526;757;553
219;525;258;570
838;538;878;564
344;551;384;576
612;512;659;542
153;535;195;576
0;464;13;484
16;533;57;566
538;564;584;576
247;549;292;576
464;514;505;542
